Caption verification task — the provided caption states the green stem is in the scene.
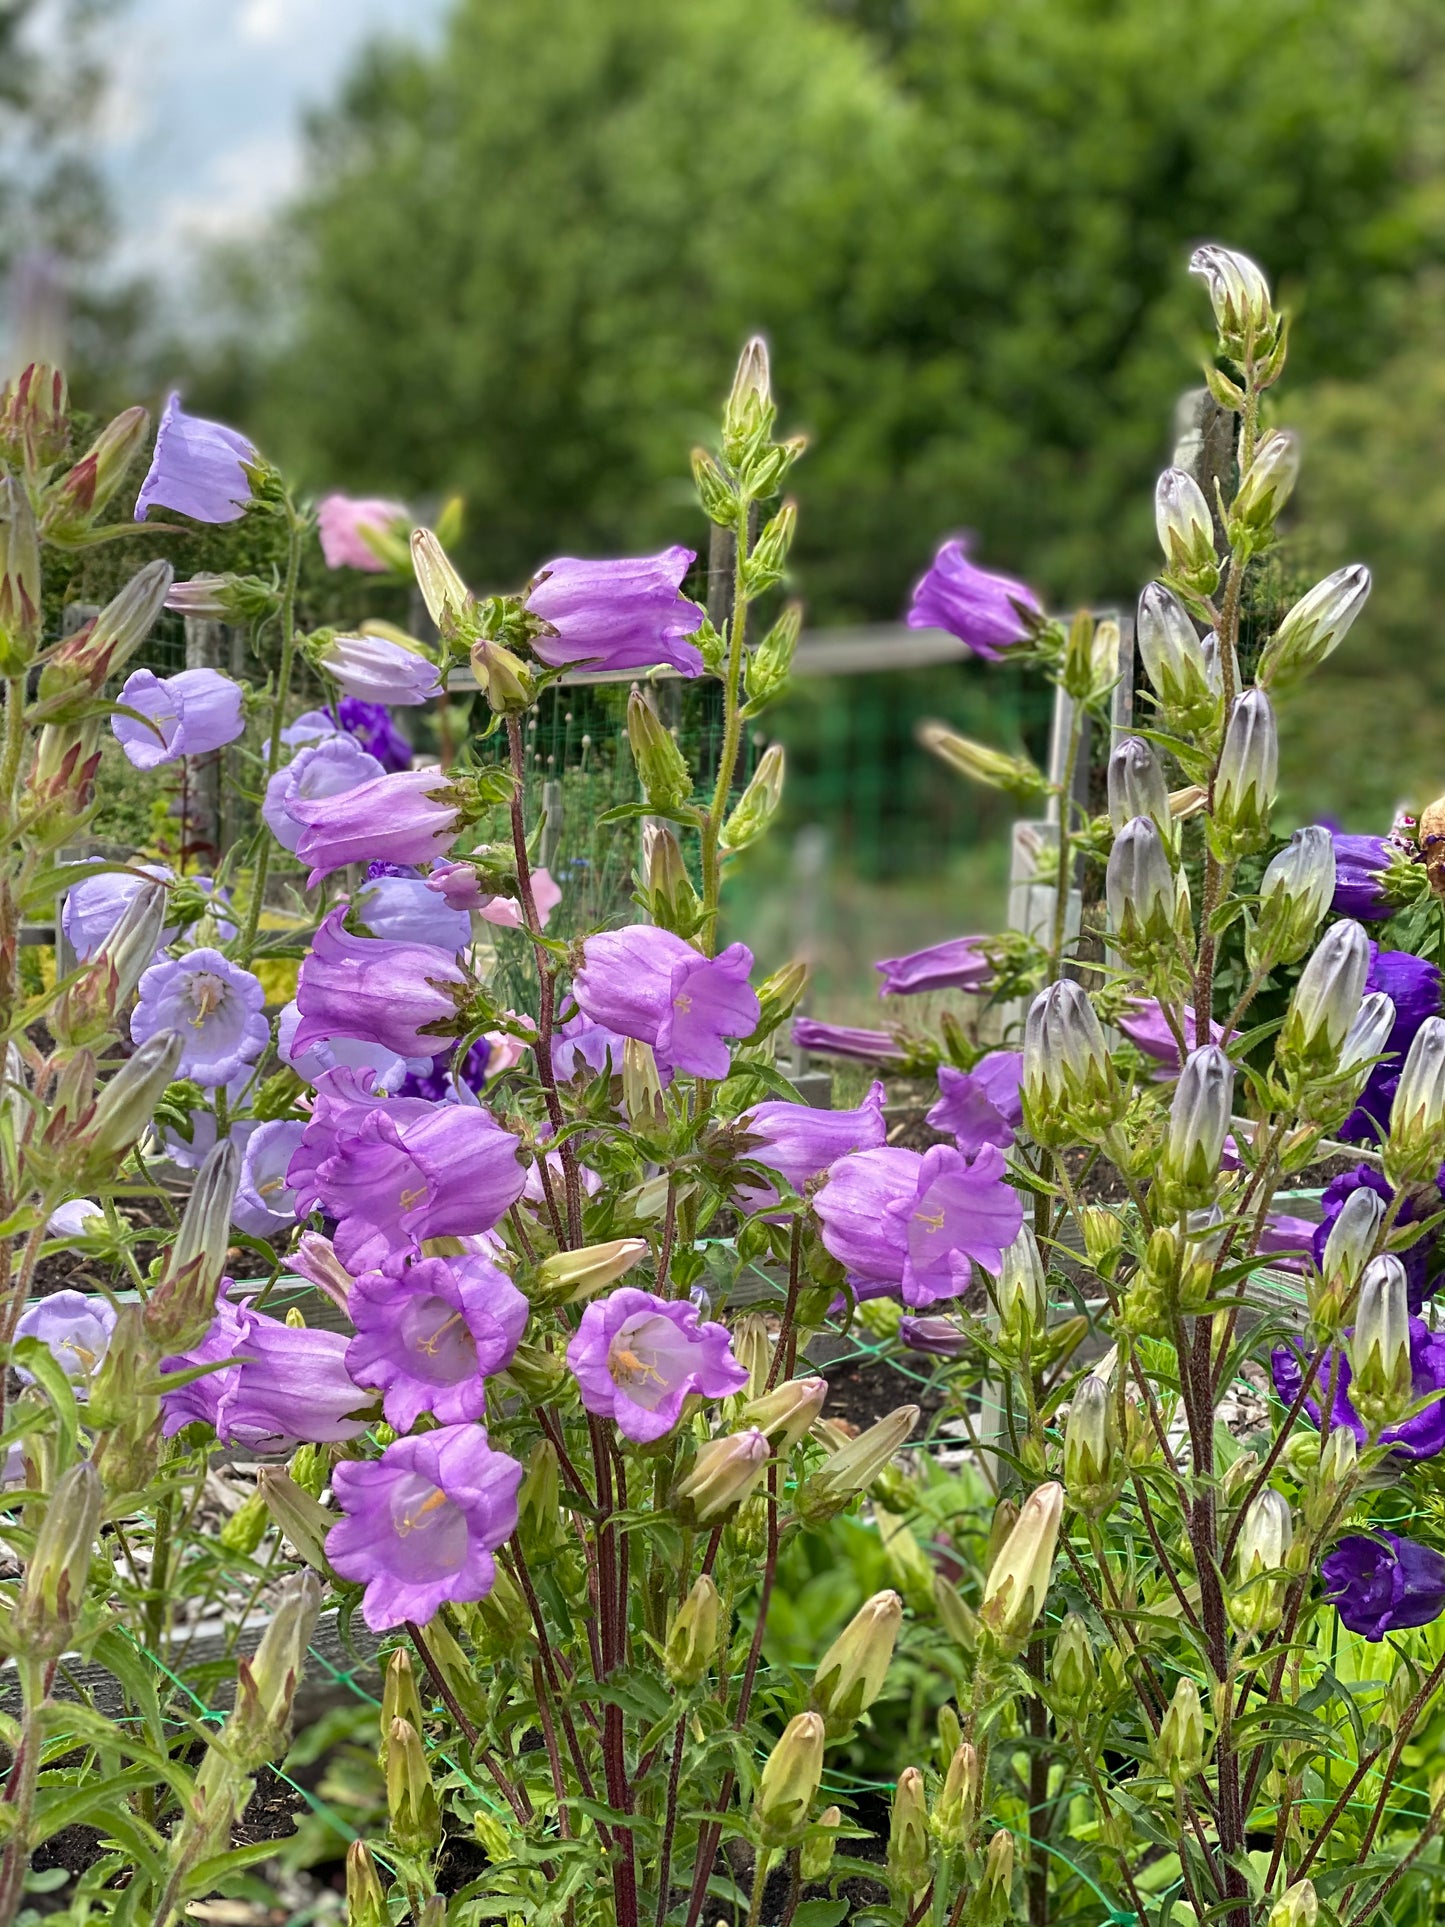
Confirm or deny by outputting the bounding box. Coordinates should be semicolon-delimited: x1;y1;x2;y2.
235;502;303;965
699;519;752;953
1049;705;1084;981
746;1847;772;1927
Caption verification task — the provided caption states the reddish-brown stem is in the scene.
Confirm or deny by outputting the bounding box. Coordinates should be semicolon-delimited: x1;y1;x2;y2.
532;1656;572;1838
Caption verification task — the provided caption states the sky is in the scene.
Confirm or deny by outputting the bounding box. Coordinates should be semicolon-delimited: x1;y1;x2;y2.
87;0;450;284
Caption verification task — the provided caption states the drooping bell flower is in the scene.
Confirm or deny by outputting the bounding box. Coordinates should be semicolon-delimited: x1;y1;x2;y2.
1331;834;1396;921
327;1424;524;1632
1271;1316;1445;1459
735;1080;887;1207
572;926;759;1080
292;908;469;1060
134;393;256;524
1341;945;1443;1144
276;999;412;1094
262;734;386;854
131;948;268;1086
316;493;409;572
792;1017;903;1066
551;1010;638;1083
813;1143;1023;1308
1117;999;1226;1079
232;1119;306;1238
161;1295;369;1453
1322;1530;1445;1639
15;1290;117;1394
345;1253;528;1429
904;538;1040;661
1312;1164;1444;1313
315;631;441;705
875;935;995;998
286;1066;528;1273
62;858;177;960
336;697;411;772
566;1286;747;1442
927;1054;1024;1156
898;1314;969;1358
290;766;467;884
112;666;245;769
353;870;471;952
525;547;705;676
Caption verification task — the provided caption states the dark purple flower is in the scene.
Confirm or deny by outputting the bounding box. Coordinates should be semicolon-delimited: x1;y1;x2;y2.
328;1424;524;1632
1313;1164;1444;1313
345;1253;528;1429
1322;1530;1445;1639
134;393;256;525
15;1290;117;1393
291;766;466;885
62;859;176;959
131;948;268;1086
737;1081;887;1198
287;1067;528;1273
1271;1315;1445;1459
814;1142;1024;1308
1332;834;1395;920
112;667;245;769
353;873;470;951
898;1314;969;1358
337;697;412;772
573;927;758;1080
525;547;705;677
162;1295;369;1453
928;1054;1024;1156
276;999;412;1093
233;1120;306;1238
1342;946;1443;1143
263;735;387;854
292;908;467;1060
904;538;1041;661
792;1017;903;1065
876;936;994;998
1118;999;1226;1079
566;1287;747;1443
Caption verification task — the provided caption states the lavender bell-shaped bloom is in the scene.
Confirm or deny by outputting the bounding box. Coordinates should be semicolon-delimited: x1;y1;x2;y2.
1271;1312;1445;1460
904;538;1041;661
280;709;341;748
134;393;256;525
336;697;412;772
345;1253;528;1429
1118;999;1225;1079
263;734;386;853
526;547;706;676
353;872;471;952
927;1054;1024;1156
293;908;468;1060
276;1000;411;1094
814;1143;1024;1308
131;948;268;1086
736;1081;887;1204
566;1286;747;1443
290;766;467;884
287;1067;528;1274
552;1010;642;1082
573;926;759;1080
15;1291;117;1394
1332;834;1396;920
875;936;994;998
317;493;409;571
317;631;441;705
62;858;176;960
328;1424;524;1633
112;667;244;769
1322;1530;1445;1640
162;1296;369;1452
791;1017;903;1065
232;1119;306;1237
45;1199;103;1238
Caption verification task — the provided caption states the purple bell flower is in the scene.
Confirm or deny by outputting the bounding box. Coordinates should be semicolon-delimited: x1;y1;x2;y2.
293;908;468;1060
112;667;245;769
15;1290;117;1393
353;873;471;951
898;1314;969;1359
1342;946;1443;1143
1322;1530;1445;1639
263;735;386;854
813;1142;1024;1308
337;697;412;772
875;935;994;998
287;1067;528;1273
62;859;176;960
345;1253;528;1430
525;547;705;677
1312;1165;1444;1313
1271;1315;1445;1459
572;927;759;1080
735;1080;887;1207
318;633;441;706
280;709;341;748
927;1054;1024;1157
552;1011;640;1082
131;948;268;1086
792;1017;903;1065
1118;999;1226;1079
290;766;466;884
904;537;1041;661
328;1424;524;1633
1256;1212;1316;1269
162;1294;369;1453
1331;834;1395;920
232;1119;306;1237
134;393;256;525
566;1286;747;1443
276;1000;412;1094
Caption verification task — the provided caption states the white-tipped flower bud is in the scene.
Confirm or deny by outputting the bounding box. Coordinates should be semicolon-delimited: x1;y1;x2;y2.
1136;582;1215;728
1189;244;1275;351
1257;564;1372;696
1063;1373;1119;1516
1339;992;1396;1079
1212;690;1278;856
1386;1015;1445;1184
1267;1879;1318;1927
1230;1488;1294;1634
1279;919;1370;1074
1322;1185;1385;1297
811;1590;903;1732
1155;468;1219;595
1248;825;1336;971
995;1223;1047;1345
1230;428;1300;541
1107;736;1171;838
1157;1677;1206;1786
1022;980;1123;1147
1158;1045;1234;1210
1349;1253;1414;1434
886;1767;931;1899
1107;815;1186;967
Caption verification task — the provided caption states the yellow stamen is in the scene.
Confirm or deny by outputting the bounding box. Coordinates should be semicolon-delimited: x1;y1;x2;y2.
608;1342;666;1389
416;1310;468;1357
914;1208;946;1233
397;1486;451;1534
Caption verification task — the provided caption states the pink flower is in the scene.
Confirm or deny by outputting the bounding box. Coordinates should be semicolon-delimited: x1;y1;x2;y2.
317;493;410;572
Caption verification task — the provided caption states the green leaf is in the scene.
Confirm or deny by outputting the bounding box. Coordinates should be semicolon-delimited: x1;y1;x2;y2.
9;1338;78;1464
793;1905;850;1927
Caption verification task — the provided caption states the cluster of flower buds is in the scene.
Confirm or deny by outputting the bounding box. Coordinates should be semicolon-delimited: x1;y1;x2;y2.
1210;690;1278;860
1256;564;1371;696
1136;584;1218;737
978;1482;1063;1654
1385;1015;1445;1184
1062;1373;1123;1517
1155;468;1220;602
1348;1254;1414;1434
1155;1045;1234;1212
1021;981;1126;1148
1106;814;1192;983
1190;245;1285;376
1229;1488;1296;1634
1247;825;1336;972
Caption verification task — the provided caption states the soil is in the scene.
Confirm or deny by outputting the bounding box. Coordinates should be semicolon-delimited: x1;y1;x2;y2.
819;1350;950;1432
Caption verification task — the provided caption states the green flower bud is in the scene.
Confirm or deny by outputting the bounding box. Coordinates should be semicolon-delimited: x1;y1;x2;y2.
13;1461;102;1658
1157;1045;1234;1212
1349;1255;1414;1433
1248;825;1336;971
1107;736;1171;840
382;1648;427;1746
41;405;150;541
257;1467;335;1573
665;1574;721;1688
1211;690;1278;858
346;1841;389;1927
1136;583;1216;733
692;444;740;527
1230;1489;1294;1635
1107;815;1187;970
1157;1677;1206;1786
795;1406;918;1525
36;560;174;714
1155;468;1219;598
1302;1425;1358;1533
730;1314;774;1400
166;571;280;623
470;636;533;714
933;1742;979;1848
1257;565;1371;697
1314;1185;1383;1327
741;1376;828;1453
227;1570;323;1771
755;1712;825;1848
0;361;69;471
627;689;692;812
1229;428;1299;546
0;475;40;674
534;1237;648;1306
143;1136;241;1351
743;957;809;1045
502;1340;567;1401
219;1488;270;1557
622;1038;667;1131
723;335;775;468
720;743;785;854
800;1807;842;1883
886;1767;931;1899
975;1829;1016;1924
1079;1206;1125;1281
1049;1612;1096;1720
980;1482;1063;1652
994;1224;1047;1349
673;1430;770;1525
1386;1016;1445;1184
1022;980;1125;1147
1190;245;1277;357
411;528;474;642
76;1030;183;1180
386;1716;442;1857
741;501;796;596
642;822;701;936
811;1590;903;1732
1063;1374;1120;1516
744;602;801;715
916;720;1048;803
